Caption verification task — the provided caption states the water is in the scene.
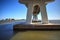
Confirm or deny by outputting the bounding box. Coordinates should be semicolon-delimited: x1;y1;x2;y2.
0;20;60;40
0;20;26;40
0;20;26;30
49;20;60;24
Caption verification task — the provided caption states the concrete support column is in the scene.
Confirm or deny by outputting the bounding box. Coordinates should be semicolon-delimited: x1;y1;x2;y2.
33;15;38;21
26;3;33;24
40;4;48;24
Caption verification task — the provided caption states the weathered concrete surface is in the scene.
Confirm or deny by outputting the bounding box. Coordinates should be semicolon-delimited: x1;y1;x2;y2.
13;23;60;30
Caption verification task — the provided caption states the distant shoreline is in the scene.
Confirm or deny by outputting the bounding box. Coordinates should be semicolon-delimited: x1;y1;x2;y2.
0;20;22;25
0;20;60;25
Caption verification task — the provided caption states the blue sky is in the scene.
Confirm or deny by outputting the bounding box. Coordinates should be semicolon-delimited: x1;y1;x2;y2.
0;0;60;20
